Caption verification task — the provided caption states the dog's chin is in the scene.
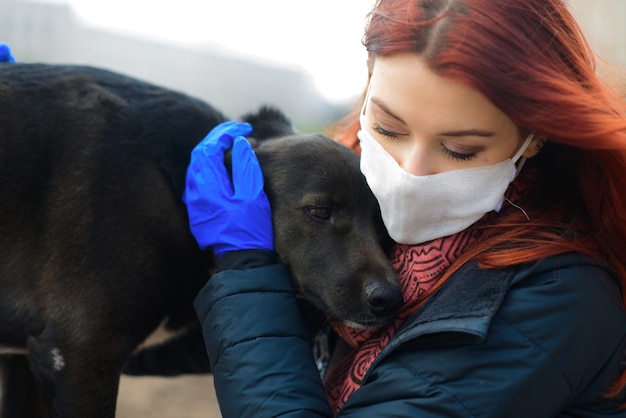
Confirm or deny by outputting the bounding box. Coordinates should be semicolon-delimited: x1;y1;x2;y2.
341;320;370;330
341;315;395;330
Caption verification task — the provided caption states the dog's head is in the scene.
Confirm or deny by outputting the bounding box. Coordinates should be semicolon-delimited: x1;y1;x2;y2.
244;108;403;330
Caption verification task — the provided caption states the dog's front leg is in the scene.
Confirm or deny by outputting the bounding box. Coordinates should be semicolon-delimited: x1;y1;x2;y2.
26;323;124;418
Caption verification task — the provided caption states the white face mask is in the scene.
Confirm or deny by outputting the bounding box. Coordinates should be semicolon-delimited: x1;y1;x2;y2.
358;114;534;244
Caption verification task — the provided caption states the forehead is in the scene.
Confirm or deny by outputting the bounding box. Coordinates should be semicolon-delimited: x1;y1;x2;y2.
369;53;512;130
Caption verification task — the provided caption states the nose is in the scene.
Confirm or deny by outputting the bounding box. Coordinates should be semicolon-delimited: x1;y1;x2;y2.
395;142;432;176
365;283;404;317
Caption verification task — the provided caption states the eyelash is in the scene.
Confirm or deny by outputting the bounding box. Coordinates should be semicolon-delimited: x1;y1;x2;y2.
373;124;399;139
372;124;477;161
440;144;476;161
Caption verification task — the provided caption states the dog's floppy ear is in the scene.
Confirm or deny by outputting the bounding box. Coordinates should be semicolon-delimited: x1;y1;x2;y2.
224;106;294;173
240;105;297;145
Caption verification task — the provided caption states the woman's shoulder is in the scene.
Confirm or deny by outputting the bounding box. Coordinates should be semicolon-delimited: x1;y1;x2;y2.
496;252;625;349
509;252;623;315
498;253;626;397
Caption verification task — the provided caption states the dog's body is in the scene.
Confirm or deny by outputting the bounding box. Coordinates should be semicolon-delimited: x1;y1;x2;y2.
0;64;401;417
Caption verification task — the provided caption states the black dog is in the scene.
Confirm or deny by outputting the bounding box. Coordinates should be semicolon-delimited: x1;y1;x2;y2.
0;64;402;418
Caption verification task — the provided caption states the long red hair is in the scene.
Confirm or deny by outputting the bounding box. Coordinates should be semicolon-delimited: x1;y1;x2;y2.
330;0;626;395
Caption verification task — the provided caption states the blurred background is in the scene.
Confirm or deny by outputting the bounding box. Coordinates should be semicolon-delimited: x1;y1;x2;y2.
0;0;624;416
0;0;375;132
1;0;625;132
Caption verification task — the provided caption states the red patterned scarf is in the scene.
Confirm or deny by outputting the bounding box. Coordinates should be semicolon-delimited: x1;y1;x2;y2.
324;171;534;415
324;228;481;414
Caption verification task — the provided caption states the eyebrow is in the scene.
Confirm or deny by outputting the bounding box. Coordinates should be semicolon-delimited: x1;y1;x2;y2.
439;130;495;138
370;97;407;124
370;97;496;138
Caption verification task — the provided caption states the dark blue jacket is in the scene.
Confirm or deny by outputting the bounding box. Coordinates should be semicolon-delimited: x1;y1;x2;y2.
195;252;626;417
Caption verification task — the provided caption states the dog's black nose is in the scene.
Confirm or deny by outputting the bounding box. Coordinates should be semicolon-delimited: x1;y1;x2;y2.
365;284;404;317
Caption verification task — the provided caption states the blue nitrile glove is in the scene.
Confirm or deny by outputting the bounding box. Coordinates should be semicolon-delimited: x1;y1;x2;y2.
183;121;274;257
0;43;16;63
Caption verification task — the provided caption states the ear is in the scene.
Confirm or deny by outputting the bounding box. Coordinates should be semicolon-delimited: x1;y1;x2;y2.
240;106;296;144
522;135;547;158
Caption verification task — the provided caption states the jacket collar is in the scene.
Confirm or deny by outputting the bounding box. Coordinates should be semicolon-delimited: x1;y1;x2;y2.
383;260;517;353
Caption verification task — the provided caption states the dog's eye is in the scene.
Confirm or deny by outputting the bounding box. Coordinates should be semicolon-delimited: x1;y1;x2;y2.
305;206;332;221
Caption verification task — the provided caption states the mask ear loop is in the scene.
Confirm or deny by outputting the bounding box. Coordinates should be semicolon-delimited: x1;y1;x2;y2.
513;131;536;178
502;197;530;220
501;131;536;218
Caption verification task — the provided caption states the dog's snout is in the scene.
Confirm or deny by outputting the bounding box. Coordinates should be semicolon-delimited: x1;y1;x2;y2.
365;284;404;317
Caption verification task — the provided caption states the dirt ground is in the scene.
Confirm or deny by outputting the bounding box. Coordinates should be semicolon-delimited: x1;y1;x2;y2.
116;374;221;417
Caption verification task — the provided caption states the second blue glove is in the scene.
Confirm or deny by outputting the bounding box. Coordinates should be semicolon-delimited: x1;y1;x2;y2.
183;121;274;257
0;43;16;63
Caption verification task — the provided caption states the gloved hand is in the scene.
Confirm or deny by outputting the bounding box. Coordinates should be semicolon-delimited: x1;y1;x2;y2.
183;121;274;257
0;43;16;63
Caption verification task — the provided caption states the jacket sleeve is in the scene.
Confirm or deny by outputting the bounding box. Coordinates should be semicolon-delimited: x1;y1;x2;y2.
194;250;333;417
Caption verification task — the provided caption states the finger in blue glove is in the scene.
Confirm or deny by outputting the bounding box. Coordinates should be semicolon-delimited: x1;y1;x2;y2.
194;121;253;199
231;136;265;200
201;120;253;157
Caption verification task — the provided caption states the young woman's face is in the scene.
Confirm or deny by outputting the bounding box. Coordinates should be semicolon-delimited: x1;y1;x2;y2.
362;53;536;176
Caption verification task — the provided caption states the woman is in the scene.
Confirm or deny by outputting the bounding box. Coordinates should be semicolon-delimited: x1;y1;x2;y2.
185;0;626;416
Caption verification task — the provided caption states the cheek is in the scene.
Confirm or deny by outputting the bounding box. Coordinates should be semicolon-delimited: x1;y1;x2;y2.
480;139;522;166
473;152;508;167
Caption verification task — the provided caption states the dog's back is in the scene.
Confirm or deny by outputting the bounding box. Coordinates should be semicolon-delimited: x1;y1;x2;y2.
0;64;224;417
0;63;223;342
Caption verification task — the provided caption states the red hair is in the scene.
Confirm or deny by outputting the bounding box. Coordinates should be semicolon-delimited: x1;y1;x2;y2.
330;0;626;396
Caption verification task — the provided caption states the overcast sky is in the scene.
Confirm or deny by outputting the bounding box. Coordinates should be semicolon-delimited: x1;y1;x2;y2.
50;0;374;103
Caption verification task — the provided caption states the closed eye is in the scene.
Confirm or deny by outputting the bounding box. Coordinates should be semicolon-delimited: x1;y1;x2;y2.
304;206;332;221
440;143;477;161
373;124;400;140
